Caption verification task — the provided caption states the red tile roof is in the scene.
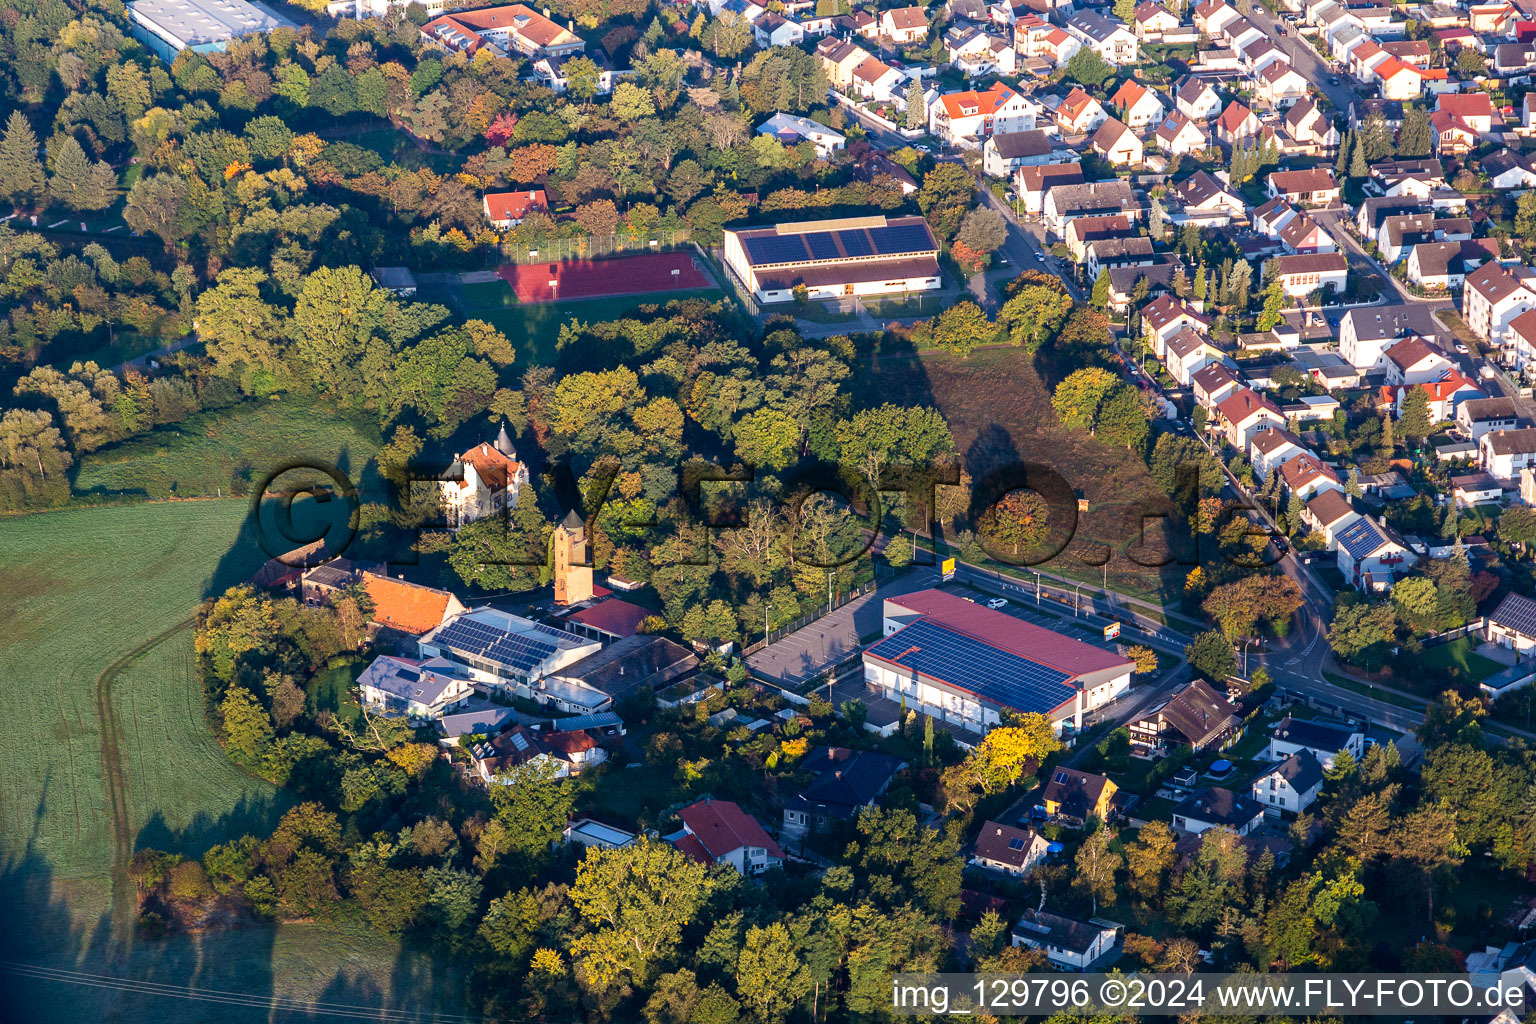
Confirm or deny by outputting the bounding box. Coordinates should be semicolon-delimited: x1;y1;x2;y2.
361;572;459;635
677;799;784;860
484;189;548;224
941;81;1019;120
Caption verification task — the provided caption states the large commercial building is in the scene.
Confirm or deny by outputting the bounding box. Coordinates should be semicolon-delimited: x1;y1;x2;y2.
861;589;1134;737
127;0;294;61
721;215;941;303
419;4;585;59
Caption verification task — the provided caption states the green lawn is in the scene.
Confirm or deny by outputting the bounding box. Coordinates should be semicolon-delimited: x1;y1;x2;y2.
0;500;467;1021
73;395;385;503
1417;637;1504;682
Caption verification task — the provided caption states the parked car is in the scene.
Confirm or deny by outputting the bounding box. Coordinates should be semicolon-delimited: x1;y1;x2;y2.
987;597;1009;609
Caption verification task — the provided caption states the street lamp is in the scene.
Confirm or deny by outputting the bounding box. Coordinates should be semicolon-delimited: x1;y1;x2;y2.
1032;569;1042;605
1073;582;1086;617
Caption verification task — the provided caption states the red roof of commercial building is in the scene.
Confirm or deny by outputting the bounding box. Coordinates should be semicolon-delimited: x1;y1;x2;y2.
883;589;1131;677
567;598;651;638
677;799;784;860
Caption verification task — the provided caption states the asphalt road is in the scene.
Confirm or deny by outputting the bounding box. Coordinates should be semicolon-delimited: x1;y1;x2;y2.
1246;6;1360;113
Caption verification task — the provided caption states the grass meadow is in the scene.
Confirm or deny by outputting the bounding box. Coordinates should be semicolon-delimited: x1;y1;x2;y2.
0;500;465;1021
72;395;385;503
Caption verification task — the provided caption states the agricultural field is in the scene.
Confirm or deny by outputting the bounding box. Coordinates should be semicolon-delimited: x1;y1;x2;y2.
0;501;463;1021
72;395;386;504
852;345;1182;603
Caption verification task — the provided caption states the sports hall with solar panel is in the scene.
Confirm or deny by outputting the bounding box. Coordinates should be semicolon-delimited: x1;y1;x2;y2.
861;589;1136;738
721;215;944;303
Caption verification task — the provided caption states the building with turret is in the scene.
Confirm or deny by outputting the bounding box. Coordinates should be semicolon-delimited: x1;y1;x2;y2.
440;423;529;528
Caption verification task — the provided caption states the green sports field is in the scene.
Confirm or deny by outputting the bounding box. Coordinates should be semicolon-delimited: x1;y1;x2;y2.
0;501;465;1022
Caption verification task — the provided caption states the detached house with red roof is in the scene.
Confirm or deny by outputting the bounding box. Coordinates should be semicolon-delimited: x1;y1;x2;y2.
1215;101;1262;145
1382;374;1484;424
880;5;930;43
1265;168;1341;205
1111;80;1166;129
1156;110;1208;156
1216;387;1285;450
673;798;784;875
865;589;1135;736
931;81;1036;145
1055;86;1108;135
483;189;548;230
440;424;530;528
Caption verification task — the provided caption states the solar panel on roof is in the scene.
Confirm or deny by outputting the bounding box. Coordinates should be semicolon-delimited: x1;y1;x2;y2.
864;619;1076;715
743;234;810;265
806;233;840;260
1008;837;1025;851
1494;595;1536;636
532;622;583;643
837;230;874;257
869;223;933;254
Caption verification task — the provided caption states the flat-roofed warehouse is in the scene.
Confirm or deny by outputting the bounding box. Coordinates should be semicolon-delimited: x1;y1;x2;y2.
722;215;941;303
127;0;295;61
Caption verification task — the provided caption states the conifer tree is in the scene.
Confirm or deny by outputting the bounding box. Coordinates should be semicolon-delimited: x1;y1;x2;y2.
1194;264;1207;302
906;78;926;131
1349;133;1369;178
1336;129;1352;175
0;111;47;211
48;136;116;211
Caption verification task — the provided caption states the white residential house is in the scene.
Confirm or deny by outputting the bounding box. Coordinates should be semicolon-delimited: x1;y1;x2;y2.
1334;516;1416;591
1252;752;1325;815
1269;253;1348;297
1173;170;1246;224
1338;307;1431;370
1463;262;1536;349
758;112;846;158
1175;77;1222;121
1164;327;1226;385
1142;295;1212;356
1066;10;1138;64
970;821;1050;876
358;655;474;721
1249;427;1309;481
982;129;1057;178
1280;453;1344;503
1458;397;1522;441
753;12;805;48
1382;336;1454;386
1216;387;1286;450
1486;593;1536;655
1091;117;1143;166
1055;86;1108;135
881;5;930;43
1155;111;1208;156
1268;715;1365;770
1172;787;1264;836
1110;80;1166;130
1303;488;1362;550
1255;61;1310;108
931;81;1035;146
1133;1;1180;40
1482;428;1536;479
1012;910;1121;971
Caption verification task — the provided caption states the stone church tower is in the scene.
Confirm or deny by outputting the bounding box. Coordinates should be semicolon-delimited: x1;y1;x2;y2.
552;509;593;606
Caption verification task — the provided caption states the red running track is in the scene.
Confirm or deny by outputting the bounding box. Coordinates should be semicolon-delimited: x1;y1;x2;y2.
496;251;711;303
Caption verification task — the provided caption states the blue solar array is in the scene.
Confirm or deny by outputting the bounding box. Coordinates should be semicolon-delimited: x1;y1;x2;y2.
1336;517;1387;561
865;619;1077;715
806;233;841;260
436;618;562;672
532;621;585;644
869;223;933;254
838;230;874;257
742;234;809;265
